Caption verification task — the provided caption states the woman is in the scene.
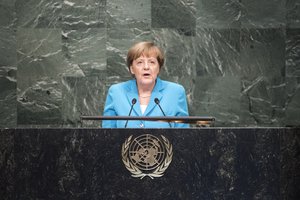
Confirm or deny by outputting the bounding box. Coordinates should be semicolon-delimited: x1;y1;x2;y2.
102;41;189;128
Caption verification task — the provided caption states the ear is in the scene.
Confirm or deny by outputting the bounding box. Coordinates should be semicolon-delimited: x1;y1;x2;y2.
130;65;134;75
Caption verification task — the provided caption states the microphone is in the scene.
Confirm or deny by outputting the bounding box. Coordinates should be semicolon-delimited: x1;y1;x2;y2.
154;98;172;128
124;98;137;128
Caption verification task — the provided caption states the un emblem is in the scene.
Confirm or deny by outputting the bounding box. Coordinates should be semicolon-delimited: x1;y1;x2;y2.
121;134;173;179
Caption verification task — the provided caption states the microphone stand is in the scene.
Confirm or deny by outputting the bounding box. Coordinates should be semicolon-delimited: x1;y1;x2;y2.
125;98;137;128
154;98;172;128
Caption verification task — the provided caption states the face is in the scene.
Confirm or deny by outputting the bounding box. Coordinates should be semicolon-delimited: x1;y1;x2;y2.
130;54;160;88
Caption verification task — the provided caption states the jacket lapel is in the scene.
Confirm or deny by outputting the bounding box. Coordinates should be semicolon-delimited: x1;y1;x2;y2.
126;80;141;116
144;78;164;116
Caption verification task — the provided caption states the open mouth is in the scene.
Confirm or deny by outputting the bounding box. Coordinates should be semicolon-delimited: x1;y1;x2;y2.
143;73;151;77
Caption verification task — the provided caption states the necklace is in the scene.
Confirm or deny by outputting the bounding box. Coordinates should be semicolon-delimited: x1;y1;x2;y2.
139;95;151;98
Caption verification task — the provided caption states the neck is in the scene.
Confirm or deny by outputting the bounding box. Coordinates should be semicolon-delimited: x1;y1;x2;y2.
137;83;155;97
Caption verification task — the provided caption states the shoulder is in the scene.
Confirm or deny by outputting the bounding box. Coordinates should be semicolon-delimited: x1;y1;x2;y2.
160;79;185;92
108;79;134;92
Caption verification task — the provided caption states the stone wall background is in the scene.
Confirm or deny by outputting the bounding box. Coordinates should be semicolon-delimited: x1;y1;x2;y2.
0;0;300;127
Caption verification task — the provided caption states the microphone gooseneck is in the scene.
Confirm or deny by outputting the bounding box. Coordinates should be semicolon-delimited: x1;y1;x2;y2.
154;98;172;128
124;98;137;128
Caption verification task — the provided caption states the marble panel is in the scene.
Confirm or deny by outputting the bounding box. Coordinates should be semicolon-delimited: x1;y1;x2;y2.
62;28;106;77
0;0;16;27
190;76;242;126
0;129;14;199
195;28;241;76
16;28;66;81
15;0;62;28
17;79;62;125
196;0;241;28
0;28;16;67
240;0;286;28
0;67;17;128
287;0;300;28
0;28;17;128
286;28;300;77
239;28;287;126
0;0;15;5
61;76;106;127
152;29;196;78
152;0;196;35
16;28;66;125
240;77;286;126
106;28;152;77
285;77;300;126
240;28;285;81
61;0;106;29
0;0;300;127
107;0;151;28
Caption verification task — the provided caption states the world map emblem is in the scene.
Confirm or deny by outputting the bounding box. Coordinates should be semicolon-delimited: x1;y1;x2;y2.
121;134;173;179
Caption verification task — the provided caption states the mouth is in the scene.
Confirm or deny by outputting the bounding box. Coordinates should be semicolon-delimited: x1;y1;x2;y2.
143;73;151;78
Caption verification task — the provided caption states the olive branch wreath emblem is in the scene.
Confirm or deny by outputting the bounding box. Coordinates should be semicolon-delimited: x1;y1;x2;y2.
121;135;173;179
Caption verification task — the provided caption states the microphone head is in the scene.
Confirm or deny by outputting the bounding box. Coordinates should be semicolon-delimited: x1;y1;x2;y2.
132;98;137;104
154;98;159;104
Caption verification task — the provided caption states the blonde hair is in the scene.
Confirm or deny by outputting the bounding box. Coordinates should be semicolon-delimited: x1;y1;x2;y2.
126;41;164;71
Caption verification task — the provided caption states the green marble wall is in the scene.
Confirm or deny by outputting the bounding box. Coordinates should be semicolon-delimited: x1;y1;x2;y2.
0;0;300;127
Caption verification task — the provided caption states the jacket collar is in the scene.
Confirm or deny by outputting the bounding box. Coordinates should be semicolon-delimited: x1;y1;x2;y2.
126;77;164;116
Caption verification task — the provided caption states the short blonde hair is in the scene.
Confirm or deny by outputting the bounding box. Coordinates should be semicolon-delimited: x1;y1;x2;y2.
126;41;164;71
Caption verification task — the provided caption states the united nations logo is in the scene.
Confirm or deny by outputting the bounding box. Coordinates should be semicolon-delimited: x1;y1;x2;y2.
121;134;173;179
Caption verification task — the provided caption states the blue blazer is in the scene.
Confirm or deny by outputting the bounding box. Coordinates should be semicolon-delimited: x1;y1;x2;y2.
102;77;189;128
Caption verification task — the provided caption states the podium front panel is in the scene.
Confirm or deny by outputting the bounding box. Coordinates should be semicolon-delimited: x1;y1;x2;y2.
0;128;299;199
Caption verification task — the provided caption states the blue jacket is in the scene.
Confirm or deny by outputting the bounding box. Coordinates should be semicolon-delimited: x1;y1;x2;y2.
102;77;189;128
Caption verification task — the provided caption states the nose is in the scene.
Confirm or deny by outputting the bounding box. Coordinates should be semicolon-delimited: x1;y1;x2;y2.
143;62;150;70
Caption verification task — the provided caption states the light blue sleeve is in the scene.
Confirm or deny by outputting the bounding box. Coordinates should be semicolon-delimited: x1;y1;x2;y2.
102;86;117;128
174;86;190;128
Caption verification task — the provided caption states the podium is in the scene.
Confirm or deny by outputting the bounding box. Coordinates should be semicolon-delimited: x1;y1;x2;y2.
80;115;216;127
1;127;299;199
